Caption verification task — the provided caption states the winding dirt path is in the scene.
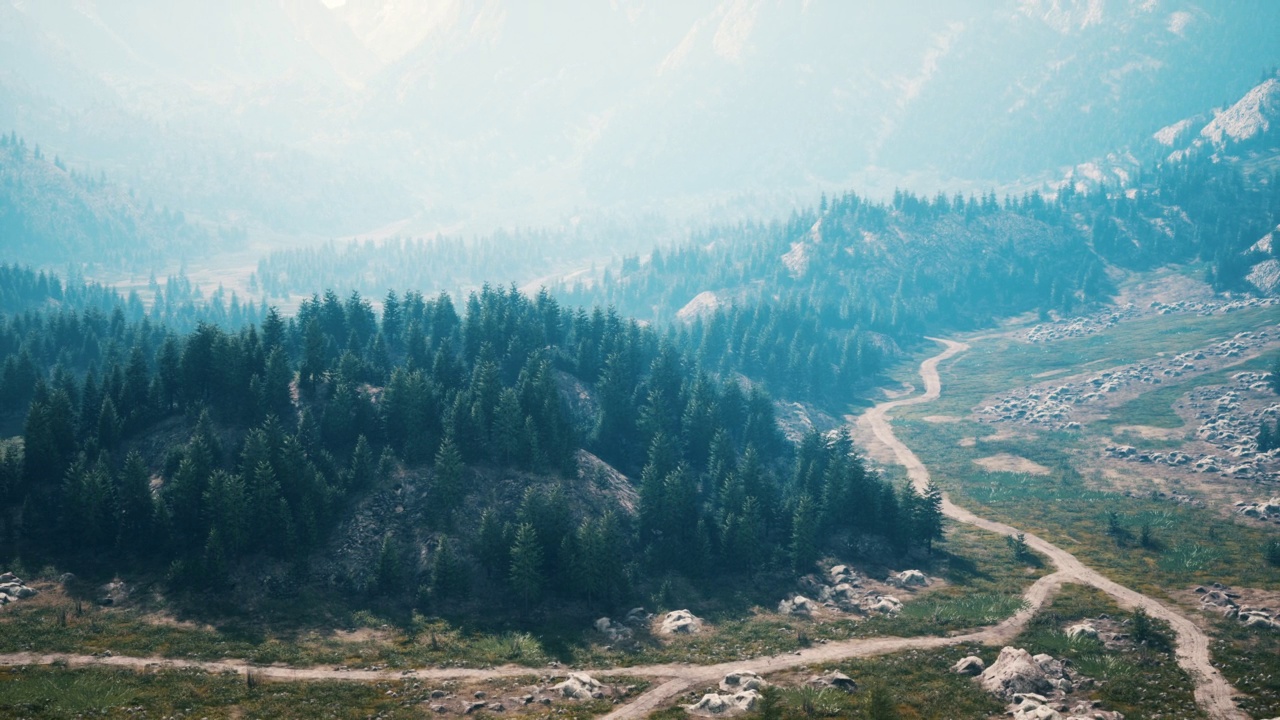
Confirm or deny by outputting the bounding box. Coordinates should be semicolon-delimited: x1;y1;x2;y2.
0;339;1247;719
856;338;1246;720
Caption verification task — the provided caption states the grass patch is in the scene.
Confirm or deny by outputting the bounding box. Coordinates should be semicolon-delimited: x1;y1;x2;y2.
0;521;1045;672
1012;584;1204;720
893;421;1280;595
742;645;1004;719
0;664;635;719
1211;617;1280;719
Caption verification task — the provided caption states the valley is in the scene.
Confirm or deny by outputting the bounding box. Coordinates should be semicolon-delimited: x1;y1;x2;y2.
2;299;1275;718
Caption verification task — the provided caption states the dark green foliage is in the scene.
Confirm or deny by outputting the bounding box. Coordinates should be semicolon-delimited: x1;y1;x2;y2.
1006;533;1032;563
509;522;544;609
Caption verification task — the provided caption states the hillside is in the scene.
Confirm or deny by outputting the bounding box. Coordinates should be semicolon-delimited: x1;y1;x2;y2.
0;134;233;269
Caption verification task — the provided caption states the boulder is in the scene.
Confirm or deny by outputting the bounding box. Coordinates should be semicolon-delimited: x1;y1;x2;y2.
887;569;928;588
861;594;902;614
978;647;1073;701
719;671;767;692
806;670;856;693
594;617;633;641
1065;623;1098;640
0;572;18;583
687;690;760;715
778;595;815;616
828;565;860;585
552;673;609;700
952;656;985;675
659;609;704;635
624;607;650;625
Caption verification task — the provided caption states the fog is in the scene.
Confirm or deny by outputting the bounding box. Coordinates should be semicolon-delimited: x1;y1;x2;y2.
2;0;1278;240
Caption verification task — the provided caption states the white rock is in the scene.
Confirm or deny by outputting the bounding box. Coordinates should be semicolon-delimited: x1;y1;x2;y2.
659;609;704;635
719;671;767;692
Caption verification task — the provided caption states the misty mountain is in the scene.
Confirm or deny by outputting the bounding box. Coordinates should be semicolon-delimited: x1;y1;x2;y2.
3;0;1278;237
0;133;228;269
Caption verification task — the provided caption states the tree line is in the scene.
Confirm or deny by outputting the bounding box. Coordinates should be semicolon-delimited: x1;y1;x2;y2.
0;274;941;612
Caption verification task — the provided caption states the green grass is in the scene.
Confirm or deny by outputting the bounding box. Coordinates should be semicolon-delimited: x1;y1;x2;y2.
896;420;1280;595
903;304;1279;418
1010;584;1205;720
726;645;1003;719
1211;617;1280;719
1091;353;1273;433
0;664;637;719
0;520;1046;673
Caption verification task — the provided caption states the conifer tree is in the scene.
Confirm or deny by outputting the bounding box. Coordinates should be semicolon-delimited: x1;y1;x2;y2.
509;522;544;609
789;494;818;574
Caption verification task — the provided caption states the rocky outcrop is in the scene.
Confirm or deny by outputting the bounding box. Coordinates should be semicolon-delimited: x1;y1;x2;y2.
806;670;857;693
886;569;929;588
978;647;1075;700
687;690;760;715
719;671;767;693
1196;583;1280;630
861;594;903;615
0;572;38;604
659;609;704;635
552;673;610;700
594;617;633;642
778;595;815;616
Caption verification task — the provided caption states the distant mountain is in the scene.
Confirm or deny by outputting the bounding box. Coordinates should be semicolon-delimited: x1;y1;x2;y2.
2;0;1279;235
0;133;229;269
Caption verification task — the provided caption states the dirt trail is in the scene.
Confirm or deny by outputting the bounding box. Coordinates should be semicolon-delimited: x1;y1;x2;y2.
856;337;1246;720
0;339;1247;720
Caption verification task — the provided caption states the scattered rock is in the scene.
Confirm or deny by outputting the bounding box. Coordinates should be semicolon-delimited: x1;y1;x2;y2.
0;573;38;604
686;690;760;715
594;617;633;641
861;594;903;615
777;595;815;616
659;609;704;635
952;656;985;676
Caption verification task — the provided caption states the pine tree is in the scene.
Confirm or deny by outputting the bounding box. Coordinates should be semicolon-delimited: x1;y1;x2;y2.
115;451;154;553
789;494;819;574
429;537;468;602
431;434;465;522
475;508;511;577
374;533;403;596
917;481;944;554
509;522;544;609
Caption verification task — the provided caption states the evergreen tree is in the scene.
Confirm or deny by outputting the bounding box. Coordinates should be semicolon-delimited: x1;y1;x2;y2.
429;536;468;602
431;434;465;522
917;481;944;553
374;533;403;596
789;494;819;574
115;451;154;553
509;522;544;609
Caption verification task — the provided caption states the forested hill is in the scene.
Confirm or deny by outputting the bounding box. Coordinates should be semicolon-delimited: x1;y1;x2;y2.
0;264;267;334
0;280;942;611
0;133;240;270
551;77;1280;408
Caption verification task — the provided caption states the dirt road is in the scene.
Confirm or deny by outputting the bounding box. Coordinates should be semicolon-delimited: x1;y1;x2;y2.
0;338;1248;720
856;338;1246;720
